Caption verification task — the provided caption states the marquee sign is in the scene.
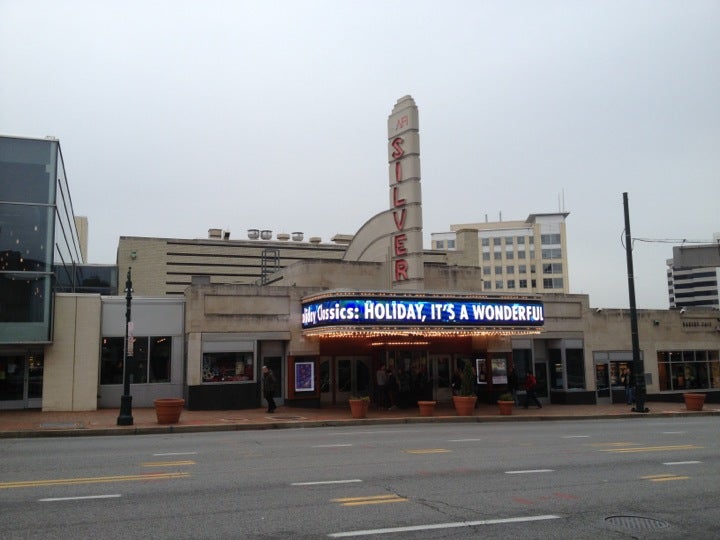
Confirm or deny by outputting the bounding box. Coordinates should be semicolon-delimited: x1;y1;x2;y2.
301;295;544;331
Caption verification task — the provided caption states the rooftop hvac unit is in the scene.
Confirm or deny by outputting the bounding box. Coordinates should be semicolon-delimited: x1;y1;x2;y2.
276;233;290;241
208;228;222;239
309;237;322;244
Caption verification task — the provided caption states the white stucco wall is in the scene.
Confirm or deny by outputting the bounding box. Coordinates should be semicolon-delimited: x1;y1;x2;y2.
44;294;102;411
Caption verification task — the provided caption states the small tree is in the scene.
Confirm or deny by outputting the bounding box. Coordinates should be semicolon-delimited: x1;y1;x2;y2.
460;360;475;396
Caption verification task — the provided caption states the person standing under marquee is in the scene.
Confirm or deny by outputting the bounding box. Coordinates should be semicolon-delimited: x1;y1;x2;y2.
523;370;542;409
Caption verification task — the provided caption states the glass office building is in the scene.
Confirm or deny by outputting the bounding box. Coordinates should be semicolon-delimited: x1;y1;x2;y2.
0;135;85;407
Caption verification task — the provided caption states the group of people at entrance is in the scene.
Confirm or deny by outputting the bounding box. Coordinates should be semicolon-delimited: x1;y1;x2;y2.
442;363;545;409
375;364;431;410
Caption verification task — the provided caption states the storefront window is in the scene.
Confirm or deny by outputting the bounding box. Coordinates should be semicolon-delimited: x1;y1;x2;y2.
131;337;148;384
202;352;254;383
657;350;720;391
149;337;171;383
566;349;585;389
101;337;124;384
101;335;172;385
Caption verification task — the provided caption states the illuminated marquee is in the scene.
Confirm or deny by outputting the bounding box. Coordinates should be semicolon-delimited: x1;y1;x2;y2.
301;296;544;330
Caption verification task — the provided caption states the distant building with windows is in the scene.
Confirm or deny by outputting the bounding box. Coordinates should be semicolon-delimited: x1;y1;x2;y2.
431;213;570;295
667;234;720;309
116;231;349;296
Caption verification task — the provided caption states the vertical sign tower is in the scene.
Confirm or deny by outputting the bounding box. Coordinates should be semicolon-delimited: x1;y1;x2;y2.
387;95;424;290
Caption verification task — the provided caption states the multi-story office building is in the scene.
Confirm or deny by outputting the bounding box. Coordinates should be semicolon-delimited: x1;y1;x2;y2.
667;235;720;309
431;213;570;295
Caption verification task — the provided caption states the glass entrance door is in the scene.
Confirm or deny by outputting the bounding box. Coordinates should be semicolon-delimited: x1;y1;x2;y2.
335;356;371;404
0;351;43;409
594;362;611;403
430;355;452;402
318;356;369;405
534;362;549;400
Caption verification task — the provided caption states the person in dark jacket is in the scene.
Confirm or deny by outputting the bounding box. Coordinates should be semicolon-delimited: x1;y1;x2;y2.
262;365;277;413
622;367;635;405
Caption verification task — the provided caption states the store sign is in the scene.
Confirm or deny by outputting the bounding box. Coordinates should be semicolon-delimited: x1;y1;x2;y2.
301;296;544;329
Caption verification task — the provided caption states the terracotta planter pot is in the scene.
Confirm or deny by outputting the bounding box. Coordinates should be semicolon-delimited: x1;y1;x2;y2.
497;400;514;415
683;393;705;411
452;395;477;416
349;399;369;419
154;398;185;424
417;400;436;417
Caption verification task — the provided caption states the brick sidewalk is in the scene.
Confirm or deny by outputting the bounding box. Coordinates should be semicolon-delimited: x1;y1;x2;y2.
1;401;716;438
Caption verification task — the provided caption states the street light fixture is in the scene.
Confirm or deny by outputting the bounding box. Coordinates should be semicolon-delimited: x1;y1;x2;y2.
117;267;134;425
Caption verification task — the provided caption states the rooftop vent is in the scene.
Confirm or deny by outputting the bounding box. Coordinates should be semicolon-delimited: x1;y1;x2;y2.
247;229;260;240
260;230;272;240
208;228;222;239
309;236;322;244
277;233;290;241
292;232;304;241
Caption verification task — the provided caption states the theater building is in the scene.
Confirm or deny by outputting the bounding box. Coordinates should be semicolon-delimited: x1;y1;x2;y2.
3;98;719;412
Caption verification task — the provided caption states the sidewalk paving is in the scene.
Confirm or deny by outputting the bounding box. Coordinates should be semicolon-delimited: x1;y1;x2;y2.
1;401;717;439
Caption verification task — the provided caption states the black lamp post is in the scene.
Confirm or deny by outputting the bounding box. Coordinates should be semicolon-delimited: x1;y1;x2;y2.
623;193;648;413
117;267;134;425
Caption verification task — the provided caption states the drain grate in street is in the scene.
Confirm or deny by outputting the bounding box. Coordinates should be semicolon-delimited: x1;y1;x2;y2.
39;422;83;429
605;516;669;530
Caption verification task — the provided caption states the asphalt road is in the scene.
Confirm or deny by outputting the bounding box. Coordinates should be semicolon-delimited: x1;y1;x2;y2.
1;417;718;539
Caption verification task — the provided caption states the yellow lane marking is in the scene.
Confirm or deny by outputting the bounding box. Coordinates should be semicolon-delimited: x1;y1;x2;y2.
404;449;451;454
141;460;196;467
641;474;690;482
0;472;190;489
332;494;407;507
588;442;639;447
600;445;702;453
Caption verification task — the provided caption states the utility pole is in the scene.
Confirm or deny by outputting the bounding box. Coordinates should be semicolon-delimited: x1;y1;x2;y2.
117;267;134;425
623;193;648;413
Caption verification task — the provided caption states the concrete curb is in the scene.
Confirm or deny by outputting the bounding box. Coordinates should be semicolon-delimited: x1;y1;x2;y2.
2;410;717;439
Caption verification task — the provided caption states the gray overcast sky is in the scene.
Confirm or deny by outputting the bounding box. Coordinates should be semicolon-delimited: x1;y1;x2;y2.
1;0;718;309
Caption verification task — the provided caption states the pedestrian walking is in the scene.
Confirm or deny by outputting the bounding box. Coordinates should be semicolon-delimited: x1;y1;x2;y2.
523;370;542;409
262;365;277;413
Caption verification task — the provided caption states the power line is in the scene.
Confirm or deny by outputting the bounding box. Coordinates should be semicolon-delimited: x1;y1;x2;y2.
633;238;717;244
